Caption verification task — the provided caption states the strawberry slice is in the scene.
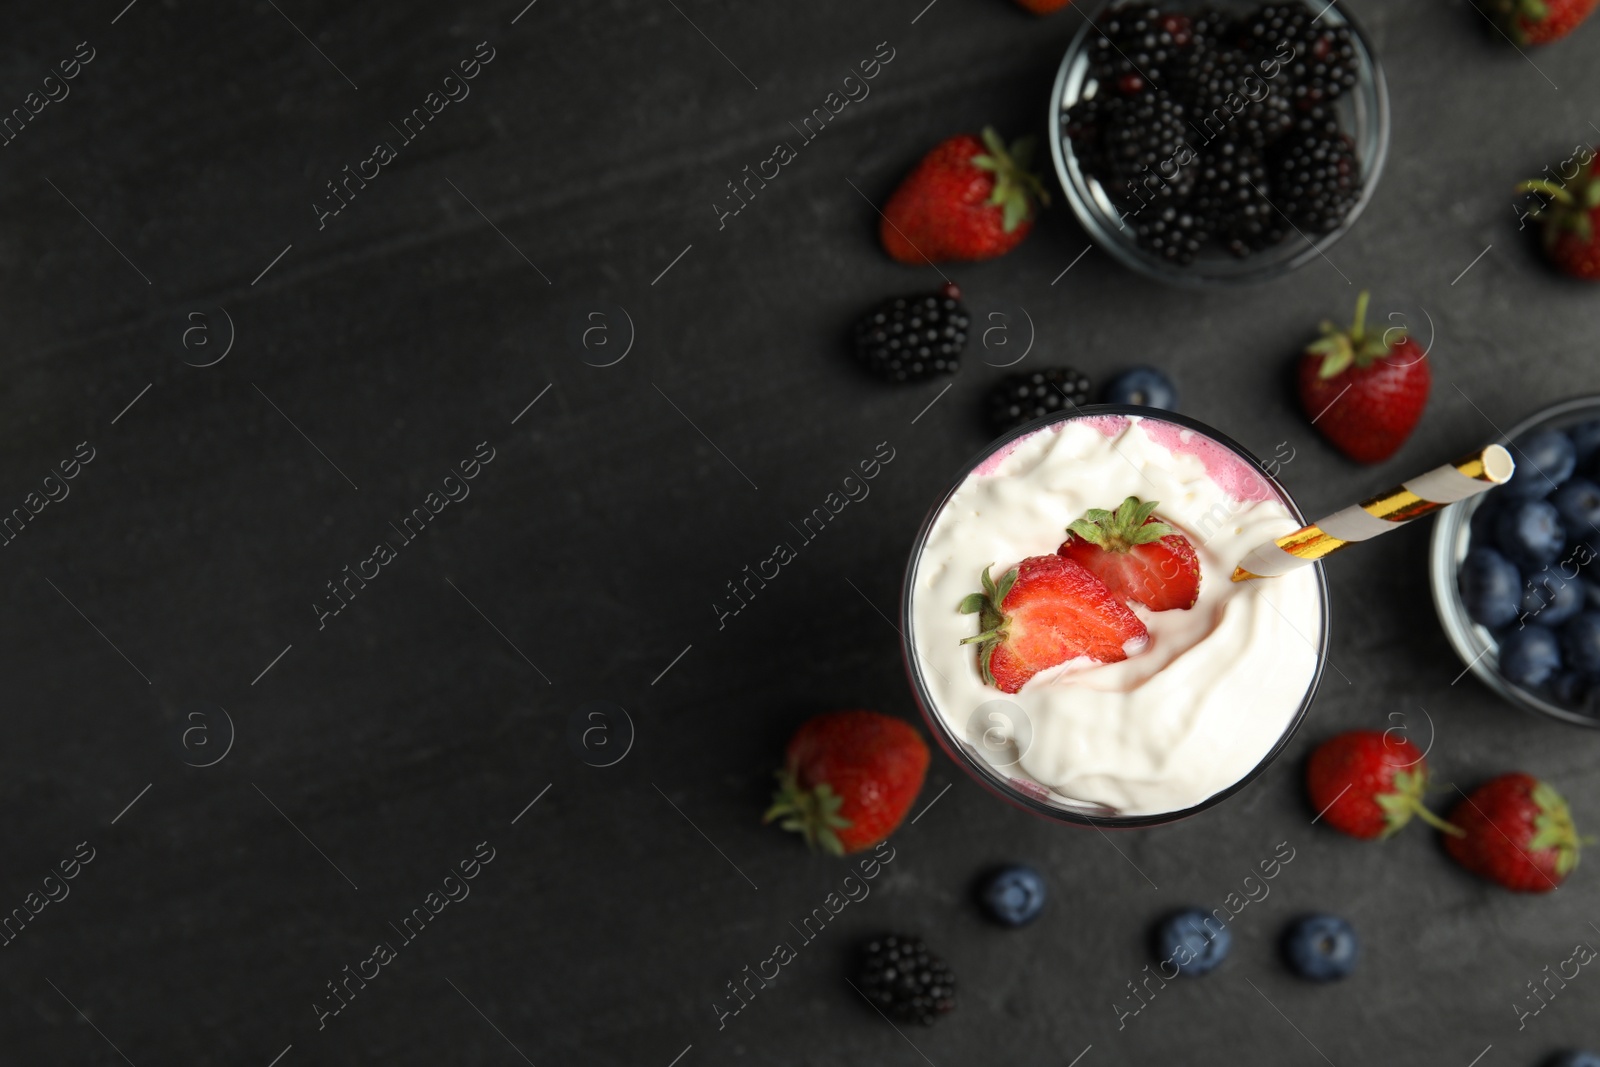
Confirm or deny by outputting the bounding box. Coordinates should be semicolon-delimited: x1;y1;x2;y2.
959;555;1148;694
1057;496;1201;611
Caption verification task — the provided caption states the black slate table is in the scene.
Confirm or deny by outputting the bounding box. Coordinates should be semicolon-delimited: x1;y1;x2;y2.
2;1;1597;1064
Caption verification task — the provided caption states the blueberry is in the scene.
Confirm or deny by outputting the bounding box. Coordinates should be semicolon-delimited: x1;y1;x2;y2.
1502;430;1576;499
1458;547;1523;629
977;865;1046;927
1103;366;1177;410
1585;578;1600;610
1282;914;1359;982
1546;1052;1600;1067
1495;498;1565;570
1568;419;1600;465
1552;478;1600;538
1499;625;1563;688
1550;671;1597;711
1561;612;1600;674
1469;496;1504;549
1153;908;1231;977
1520;570;1585;627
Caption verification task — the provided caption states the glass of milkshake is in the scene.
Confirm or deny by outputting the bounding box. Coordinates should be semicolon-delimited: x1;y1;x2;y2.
901;407;1329;828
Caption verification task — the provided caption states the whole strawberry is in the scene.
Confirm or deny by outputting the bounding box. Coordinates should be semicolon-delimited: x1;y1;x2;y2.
1305;730;1461;840
1058;496;1201;612
1297;290;1431;464
765;710;929;855
1444;773;1581;893
1516;160;1600;279
960;555;1148;693
1492;0;1598;44
880;127;1049;264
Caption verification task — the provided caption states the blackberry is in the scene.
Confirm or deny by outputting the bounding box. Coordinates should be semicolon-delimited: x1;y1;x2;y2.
1238;5;1358;104
852;283;970;383
985;366;1093;434
1101;94;1195;204
1189;138;1284;255
1089;6;1184;94
856;934;956;1026
1271;124;1361;235
1178;49;1294;148
1062;93;1118;176
1133;203;1209;265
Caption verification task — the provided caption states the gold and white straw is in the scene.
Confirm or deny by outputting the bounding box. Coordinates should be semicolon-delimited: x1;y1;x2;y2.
1232;445;1515;582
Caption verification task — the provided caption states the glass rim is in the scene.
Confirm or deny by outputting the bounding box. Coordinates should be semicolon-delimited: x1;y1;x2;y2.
899;405;1332;829
1046;0;1392;289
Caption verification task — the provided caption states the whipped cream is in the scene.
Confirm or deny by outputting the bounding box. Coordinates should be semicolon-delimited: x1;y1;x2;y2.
909;415;1324;817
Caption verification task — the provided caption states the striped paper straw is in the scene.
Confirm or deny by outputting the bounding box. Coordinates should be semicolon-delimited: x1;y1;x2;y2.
1232;445;1515;582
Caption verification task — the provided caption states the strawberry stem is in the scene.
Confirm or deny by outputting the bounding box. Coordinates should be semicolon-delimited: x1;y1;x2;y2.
1411;799;1465;838
1517;179;1575;206
1349;289;1370;345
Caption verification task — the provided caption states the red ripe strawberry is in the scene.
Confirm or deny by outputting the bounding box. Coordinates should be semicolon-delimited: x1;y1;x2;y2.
1305;730;1461;840
1057;496;1201;612
1516;160;1600;280
959;555;1148;694
880;127;1049;264
1012;0;1073;13
1444;773;1582;892
765;710;930;855
1297;290;1431;464
1492;0;1598;44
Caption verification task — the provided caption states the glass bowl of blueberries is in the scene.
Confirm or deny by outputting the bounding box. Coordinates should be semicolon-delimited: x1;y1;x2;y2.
1048;0;1390;287
1431;396;1600;727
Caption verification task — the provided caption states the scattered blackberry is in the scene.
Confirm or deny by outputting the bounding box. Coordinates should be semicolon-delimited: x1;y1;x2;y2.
985;366;1093;434
856;934;956;1026
1101;94;1195;204
1271;124;1361;235
852;283;970;383
1133;203;1209;265
1238;5;1358;103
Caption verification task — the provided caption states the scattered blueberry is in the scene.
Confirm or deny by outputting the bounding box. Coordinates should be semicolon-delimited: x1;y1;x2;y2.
1153;908;1231;977
1561;612;1600;674
977;865;1047;927
1546;1052;1600;1067
1568;419;1600;466
1552;478;1600;538
1520;571;1585;627
1282;914;1359;982
1103;366;1177;410
1458;547;1523;629
1499;626;1563;688
1550;671;1596;711
1495;498;1566;570
1502;429;1576;499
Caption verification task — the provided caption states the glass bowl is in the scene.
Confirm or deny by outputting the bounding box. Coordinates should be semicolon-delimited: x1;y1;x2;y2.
1047;0;1391;288
899;406;1331;829
1430;395;1600;728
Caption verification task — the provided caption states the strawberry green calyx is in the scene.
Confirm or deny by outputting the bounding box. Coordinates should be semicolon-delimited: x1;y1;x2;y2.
1066;496;1173;552
958;564;1018;688
1516;173;1600;248
972;127;1051;234
1374;768;1465;839
1307;290;1405;380
764;771;853;856
1529;780;1582;876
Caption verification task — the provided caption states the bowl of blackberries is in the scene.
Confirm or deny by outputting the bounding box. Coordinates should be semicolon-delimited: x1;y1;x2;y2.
1432;397;1600;727
1050;0;1389;286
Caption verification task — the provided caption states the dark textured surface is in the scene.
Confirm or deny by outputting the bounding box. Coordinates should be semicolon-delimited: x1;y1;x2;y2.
1;1;1597;1064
